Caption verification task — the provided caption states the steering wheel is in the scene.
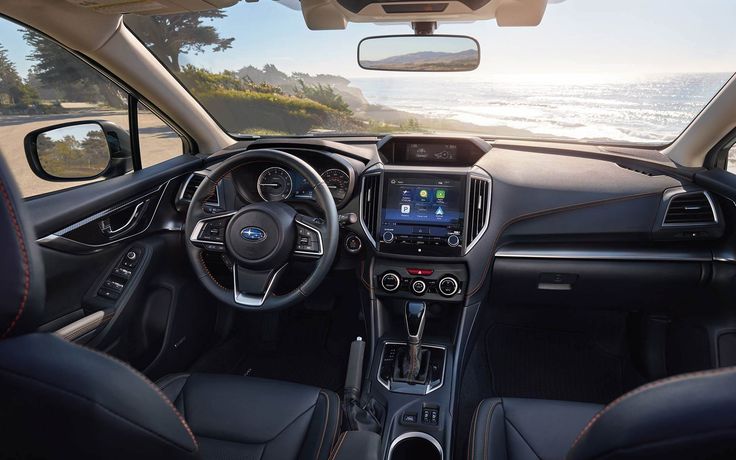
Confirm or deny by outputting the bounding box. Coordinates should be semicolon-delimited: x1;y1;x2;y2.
185;149;339;310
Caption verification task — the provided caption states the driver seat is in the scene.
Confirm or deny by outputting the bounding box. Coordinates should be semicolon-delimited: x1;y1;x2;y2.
0;156;341;460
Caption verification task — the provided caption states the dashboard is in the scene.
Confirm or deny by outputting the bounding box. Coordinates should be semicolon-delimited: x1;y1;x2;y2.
203;134;727;306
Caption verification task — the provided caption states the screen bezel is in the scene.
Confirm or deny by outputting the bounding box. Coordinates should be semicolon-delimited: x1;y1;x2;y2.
378;171;467;256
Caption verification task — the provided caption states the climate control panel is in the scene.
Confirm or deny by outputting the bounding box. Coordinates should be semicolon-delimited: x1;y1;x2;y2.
375;261;466;301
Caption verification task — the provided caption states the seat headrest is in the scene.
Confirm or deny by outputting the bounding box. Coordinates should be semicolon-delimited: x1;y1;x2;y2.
0;153;45;338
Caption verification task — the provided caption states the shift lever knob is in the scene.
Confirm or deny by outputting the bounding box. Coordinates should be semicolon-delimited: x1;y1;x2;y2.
403;301;427;381
405;301;427;344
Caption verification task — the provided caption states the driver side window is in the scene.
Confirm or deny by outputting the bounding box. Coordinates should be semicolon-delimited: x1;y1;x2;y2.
727;143;736;173
0;17;184;198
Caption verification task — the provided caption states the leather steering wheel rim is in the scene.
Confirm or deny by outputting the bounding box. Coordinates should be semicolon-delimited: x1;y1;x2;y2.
184;149;339;311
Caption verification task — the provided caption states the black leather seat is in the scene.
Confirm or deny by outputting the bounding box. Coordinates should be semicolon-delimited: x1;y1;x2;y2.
157;373;341;459
468;398;602;460
469;367;736;460
0;155;340;459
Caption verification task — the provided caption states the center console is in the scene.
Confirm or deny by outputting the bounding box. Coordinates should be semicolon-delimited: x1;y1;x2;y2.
353;136;492;459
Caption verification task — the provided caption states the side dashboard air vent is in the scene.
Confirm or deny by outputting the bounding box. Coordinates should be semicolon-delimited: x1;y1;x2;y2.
361;174;381;244
664;191;716;225
466;177;491;251
181;173;219;206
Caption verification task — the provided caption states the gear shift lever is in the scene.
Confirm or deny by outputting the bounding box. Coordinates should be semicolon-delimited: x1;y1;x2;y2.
404;301;426;380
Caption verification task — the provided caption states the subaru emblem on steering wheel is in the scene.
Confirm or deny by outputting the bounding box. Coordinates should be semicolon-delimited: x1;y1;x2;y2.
240;226;267;242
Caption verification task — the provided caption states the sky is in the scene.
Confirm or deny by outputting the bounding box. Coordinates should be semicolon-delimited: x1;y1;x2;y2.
1;0;736;78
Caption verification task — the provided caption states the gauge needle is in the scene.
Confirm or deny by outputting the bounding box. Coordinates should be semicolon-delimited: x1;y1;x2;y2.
260;183;280;187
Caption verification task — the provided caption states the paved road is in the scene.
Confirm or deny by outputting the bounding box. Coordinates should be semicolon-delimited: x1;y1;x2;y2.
0;109;182;197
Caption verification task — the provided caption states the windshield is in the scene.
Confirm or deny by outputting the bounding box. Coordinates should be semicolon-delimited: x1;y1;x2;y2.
125;0;735;145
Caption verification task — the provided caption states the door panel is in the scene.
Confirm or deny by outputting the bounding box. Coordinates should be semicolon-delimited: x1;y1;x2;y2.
28;154;203;333
27;155;201;237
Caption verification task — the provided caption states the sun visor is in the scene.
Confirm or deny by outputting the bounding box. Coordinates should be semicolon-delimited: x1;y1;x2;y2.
64;0;238;15
301;0;548;30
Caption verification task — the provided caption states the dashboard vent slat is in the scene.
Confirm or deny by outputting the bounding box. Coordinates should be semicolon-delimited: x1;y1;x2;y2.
361;174;381;242
181;173;219;206
466;177;490;251
664;192;716;225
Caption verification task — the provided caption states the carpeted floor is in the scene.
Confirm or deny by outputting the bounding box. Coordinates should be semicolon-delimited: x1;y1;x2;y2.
189;272;365;392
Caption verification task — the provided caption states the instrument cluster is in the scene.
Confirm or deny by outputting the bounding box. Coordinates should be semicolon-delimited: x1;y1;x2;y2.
257;166;350;203
231;149;356;209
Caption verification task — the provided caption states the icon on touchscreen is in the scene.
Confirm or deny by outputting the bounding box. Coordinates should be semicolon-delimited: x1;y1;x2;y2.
435;189;446;199
401;204;411;214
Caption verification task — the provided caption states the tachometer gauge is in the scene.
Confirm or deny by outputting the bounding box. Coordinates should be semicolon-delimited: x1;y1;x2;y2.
321;169;350;202
257;167;293;201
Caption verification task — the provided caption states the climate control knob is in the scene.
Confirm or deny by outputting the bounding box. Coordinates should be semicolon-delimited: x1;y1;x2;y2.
411;279;427;295
382;231;395;243
447;234;460;247
380;272;401;292
438;276;459;297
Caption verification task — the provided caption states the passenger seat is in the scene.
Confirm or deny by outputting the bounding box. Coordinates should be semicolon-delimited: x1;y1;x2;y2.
469;367;736;459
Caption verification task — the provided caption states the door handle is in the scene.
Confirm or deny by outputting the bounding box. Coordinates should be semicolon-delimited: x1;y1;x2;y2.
99;201;146;236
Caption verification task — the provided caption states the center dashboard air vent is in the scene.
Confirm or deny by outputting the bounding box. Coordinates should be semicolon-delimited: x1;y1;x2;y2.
180;173;220;206
663;191;716;225
361;174;381;245
465;176;491;252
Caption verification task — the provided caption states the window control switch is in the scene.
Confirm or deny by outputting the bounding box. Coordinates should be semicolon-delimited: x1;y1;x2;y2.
97;288;120;301
103;279;125;292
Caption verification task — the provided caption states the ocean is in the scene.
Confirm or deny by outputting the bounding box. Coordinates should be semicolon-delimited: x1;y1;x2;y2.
351;73;732;144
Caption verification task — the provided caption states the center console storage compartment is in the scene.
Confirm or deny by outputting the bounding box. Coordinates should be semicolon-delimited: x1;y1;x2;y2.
388;432;443;460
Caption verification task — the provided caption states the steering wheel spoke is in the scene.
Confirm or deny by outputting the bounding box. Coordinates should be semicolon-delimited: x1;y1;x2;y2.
293;214;325;259
189;211;236;252
233;263;287;307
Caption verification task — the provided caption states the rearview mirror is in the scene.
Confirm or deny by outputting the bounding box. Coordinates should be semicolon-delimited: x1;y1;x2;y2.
358;35;480;72
24;121;133;182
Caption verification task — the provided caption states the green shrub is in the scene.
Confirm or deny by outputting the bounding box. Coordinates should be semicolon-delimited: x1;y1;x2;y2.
195;88;358;134
294;80;351;114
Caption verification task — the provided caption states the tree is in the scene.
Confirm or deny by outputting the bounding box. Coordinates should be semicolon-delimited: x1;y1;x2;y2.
23;31;125;108
295;80;351;114
125;10;234;72
0;44;38;107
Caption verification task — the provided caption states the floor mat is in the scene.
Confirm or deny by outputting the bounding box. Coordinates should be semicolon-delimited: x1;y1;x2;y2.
190;273;365;392
486;324;625;404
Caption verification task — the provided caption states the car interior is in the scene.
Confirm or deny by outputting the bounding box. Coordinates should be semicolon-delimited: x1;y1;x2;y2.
2;0;736;459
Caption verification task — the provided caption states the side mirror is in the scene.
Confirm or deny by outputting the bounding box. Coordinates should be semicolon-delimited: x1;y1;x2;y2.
24;120;133;182
358;35;480;72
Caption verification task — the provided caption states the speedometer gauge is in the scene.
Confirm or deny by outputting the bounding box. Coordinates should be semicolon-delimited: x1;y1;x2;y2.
321;169;350;202
257;167;293;201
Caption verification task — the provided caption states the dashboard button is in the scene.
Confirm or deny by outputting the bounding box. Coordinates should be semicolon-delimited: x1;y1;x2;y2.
382;231;395;243
381;272;401;292
411;279;427;295
344;234;362;253
438;276;459;297
447;234;461;247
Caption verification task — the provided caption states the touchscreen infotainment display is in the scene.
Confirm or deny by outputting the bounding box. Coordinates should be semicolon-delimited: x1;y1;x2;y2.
380;174;465;255
383;177;463;225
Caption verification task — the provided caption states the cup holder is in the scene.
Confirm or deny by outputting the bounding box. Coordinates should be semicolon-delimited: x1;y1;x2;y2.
388;432;442;460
